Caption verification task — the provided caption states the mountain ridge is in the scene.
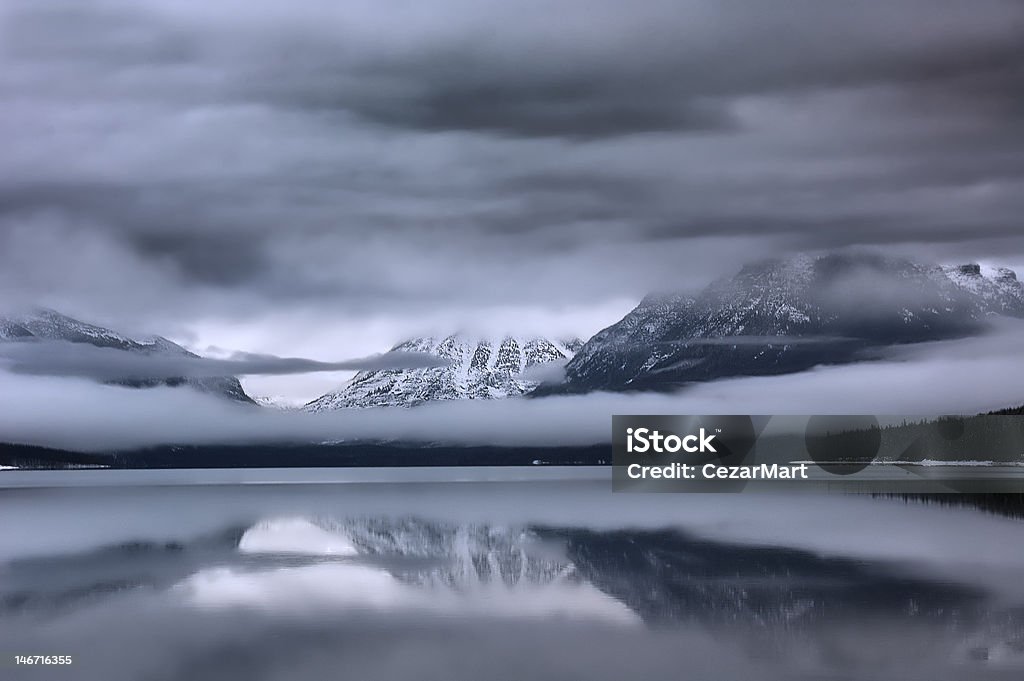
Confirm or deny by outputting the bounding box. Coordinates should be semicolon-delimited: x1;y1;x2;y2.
536;252;1024;395
0;308;254;403
304;334;583;410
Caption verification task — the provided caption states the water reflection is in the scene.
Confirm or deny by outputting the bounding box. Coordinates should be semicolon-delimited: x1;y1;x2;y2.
3;495;1024;680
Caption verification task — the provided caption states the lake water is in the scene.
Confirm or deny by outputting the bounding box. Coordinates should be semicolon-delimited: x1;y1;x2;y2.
3;469;1024;680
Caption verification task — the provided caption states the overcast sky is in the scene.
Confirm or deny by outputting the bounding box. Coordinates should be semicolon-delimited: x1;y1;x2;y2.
2;0;1024;400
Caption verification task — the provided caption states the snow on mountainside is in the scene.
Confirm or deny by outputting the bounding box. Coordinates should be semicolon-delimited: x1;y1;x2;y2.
0;308;253;403
540;253;1024;395
252;395;305;410
0;309;143;347
942;264;1024;315
304;335;583;410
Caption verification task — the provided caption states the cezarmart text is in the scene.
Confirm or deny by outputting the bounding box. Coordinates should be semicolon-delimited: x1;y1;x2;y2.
625;462;810;480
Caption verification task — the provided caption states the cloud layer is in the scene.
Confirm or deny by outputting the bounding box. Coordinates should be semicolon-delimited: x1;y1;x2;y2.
0;340;448;381
2;0;1024;400
2;2;1024;323
2;321;1023;452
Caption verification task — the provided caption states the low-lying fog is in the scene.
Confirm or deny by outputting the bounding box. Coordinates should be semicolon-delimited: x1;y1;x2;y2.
2;320;1023;452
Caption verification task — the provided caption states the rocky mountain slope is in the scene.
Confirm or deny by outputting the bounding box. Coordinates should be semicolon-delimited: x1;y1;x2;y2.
538;253;1024;395
0;308;253;403
304;335;582;410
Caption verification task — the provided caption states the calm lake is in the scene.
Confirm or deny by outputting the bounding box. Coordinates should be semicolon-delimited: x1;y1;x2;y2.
3;469;1024;680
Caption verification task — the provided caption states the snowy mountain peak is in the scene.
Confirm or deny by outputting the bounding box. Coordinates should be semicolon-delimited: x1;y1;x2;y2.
541;253;1024;395
1;308;139;347
941;263;1024;315
995;267;1018;282
0;308;253;403
252;395;306;410
304;334;583;411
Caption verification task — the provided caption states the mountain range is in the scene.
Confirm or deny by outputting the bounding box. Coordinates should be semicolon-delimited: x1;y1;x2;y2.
537;253;1024;395
0;309;253;403
304;335;583;411
4;253;1022;409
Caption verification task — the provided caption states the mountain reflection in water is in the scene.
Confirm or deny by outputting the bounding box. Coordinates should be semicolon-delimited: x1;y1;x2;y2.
2;481;1024;681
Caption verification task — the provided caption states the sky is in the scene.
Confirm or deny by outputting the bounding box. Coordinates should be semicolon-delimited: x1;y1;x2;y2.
1;0;1024;401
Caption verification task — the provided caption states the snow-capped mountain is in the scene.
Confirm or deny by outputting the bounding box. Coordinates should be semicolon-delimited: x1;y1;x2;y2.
0;308;253;403
304;334;583;410
540;253;1024;395
252;395;305;410
942;263;1024;315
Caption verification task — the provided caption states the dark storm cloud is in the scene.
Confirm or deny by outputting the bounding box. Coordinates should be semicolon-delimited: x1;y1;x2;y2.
131;231;273;286
0;339;449;381
2;0;1024;337
331;78;735;140
221;1;1024;139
